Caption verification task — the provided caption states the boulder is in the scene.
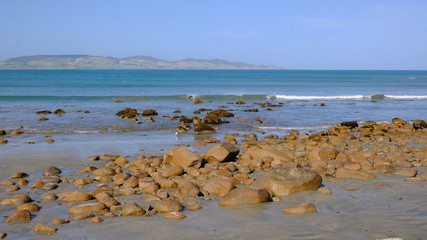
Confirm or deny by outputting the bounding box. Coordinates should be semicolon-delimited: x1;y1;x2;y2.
218;187;272;206
202;178;235;196
209;109;235;117
413;120;427;130
163;146;202;169
154;199;183;213
54;109;66;114
93;167;116;176
282;203;317;214
121;203;146;216
205;143;240;163
204;114;223;124
116;108;139;119
244;146;292;163
172;180;200;199
43;166;62;176
68;202;106;215
113;172;131;186
142;109;158;116
161;166;185;178
58;191;92;202
341;121;358;129
251;168;322;196
6;210;31;223
192;117;216;134
17;203;40;213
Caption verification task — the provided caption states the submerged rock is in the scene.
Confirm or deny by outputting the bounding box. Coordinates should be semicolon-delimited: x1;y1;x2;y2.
116;108;139;119
192;116;216;134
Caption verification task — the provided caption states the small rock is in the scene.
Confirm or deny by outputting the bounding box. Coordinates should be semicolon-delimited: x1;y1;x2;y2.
11;172;29;179
142;109;158;116
72;213;95;221
17;203;41;213
218;187;272;206
164;212;187;219
90;216;104;223
54;109;66;114
41;193;58;201
154;199;183;213
33;224;57;234
42;183;58;190
282;203;317;214
0;233;7;239
68;202;106;215
52;218;70;225
58;191;92;202
317;187;333;194
43;166;62;176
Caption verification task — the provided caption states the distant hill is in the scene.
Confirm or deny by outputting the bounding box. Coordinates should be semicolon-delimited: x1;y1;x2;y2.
0;55;282;70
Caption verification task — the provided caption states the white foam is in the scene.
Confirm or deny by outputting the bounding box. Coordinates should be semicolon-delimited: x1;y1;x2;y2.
384;95;427;99
275;95;368;100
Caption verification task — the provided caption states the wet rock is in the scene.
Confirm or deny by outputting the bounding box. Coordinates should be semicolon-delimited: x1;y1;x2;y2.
395;169;417;177
6;185;20;192
162;166;185;178
51;218;70;225
192;116;216;134
282;203;317;214
54;109;66;114
42;183;58;190
176;124;191;133
236;100;246;104
205;143;240;163
113;172;131;186
218;187;272;206
68;202;106;215
317;187;333;194
413;120;427;129
154;199;183;213
72;213;95;221
202;178;235;196
335;168;376;180
121;203;146;216
0;129;6;135
6;210;32;223
116;108;139;119
1;195;32;205
142;109;158;116
193;99;204;104
163;146;202;169
204;114;223;124
93;167;116;176
139;181;160;194
0;233;6;239
0;180;14;186
43;166;62;176
37;116;49;121
86;155;100;161
73;179;92;186
33;224;57;234
164;212;187;219
36;110;52;114
252;168;322;196
341;121;358;129
122;176;139;189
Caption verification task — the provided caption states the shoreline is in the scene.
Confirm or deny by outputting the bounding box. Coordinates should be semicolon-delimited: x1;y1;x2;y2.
1;118;427;239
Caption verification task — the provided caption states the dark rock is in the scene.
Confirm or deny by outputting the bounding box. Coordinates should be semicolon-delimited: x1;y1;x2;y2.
413;120;427;129
244;109;259;112
209;109;235;117
0;129;6;135
176;124;191;133
235;100;246;104
37;117;49;121
179;116;193;123
192;117;216;134
142;109;158;116
54;109;66;114
341;121;358;128
36;110;52;114
116;108;139;119
204;114;222;124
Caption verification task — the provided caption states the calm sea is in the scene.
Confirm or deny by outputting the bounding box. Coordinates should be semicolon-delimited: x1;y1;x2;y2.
0;69;426;136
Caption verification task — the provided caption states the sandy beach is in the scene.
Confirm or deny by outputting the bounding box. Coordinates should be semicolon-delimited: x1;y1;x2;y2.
1;114;427;240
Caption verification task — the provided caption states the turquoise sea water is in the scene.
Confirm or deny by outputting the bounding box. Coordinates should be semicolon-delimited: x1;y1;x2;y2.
0;70;426;135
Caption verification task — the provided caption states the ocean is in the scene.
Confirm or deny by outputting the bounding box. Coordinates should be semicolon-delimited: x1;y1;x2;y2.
1;69;426;139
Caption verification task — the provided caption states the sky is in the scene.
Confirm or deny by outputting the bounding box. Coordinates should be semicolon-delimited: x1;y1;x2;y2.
1;0;426;70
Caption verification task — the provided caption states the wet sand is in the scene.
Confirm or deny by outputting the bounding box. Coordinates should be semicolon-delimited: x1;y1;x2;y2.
1;123;427;240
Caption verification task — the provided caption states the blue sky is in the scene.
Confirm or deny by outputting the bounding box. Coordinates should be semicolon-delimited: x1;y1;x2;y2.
1;0;426;69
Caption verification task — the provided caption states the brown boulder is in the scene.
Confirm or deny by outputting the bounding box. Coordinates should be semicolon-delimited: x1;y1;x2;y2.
205;143;240;163
341;121;358;129
413;120;427;129
93;167;116;176
68;202;106;215
204;114;223;124
192;117;216;134
33;224;57;234
218;187;272;206
154;199;183;213
163;146;202;169
209;109;235;117
17;203;40;213
142;109;158;116
113;172;131;186
172;181;200;199
161;166;185;178
121;203;146;216
6;210;32;223
116;108;139;119
122;176;139;189
58;191;92;202
244;146;292;163
251;168;322;196
202;178;235;196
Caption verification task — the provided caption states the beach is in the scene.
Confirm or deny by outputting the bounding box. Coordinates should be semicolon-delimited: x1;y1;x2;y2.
1;70;427;240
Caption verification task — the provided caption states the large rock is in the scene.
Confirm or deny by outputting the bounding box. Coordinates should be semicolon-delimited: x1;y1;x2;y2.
204;114;223;124
121;203;146;216
6;210;32;223
58;191;92;202
116;108;139;119
142;109;158;116
68;202;106;215
208;109;235;117
192;117;216;134
218;187;272;206
205;143;240;163
202;178;235;196
413;120;427;129
244;146;292;163
251;168;322;196
163;146;202;169
154;199;183;213
172;180;200;199
43;166;62;176
341;121;358;129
